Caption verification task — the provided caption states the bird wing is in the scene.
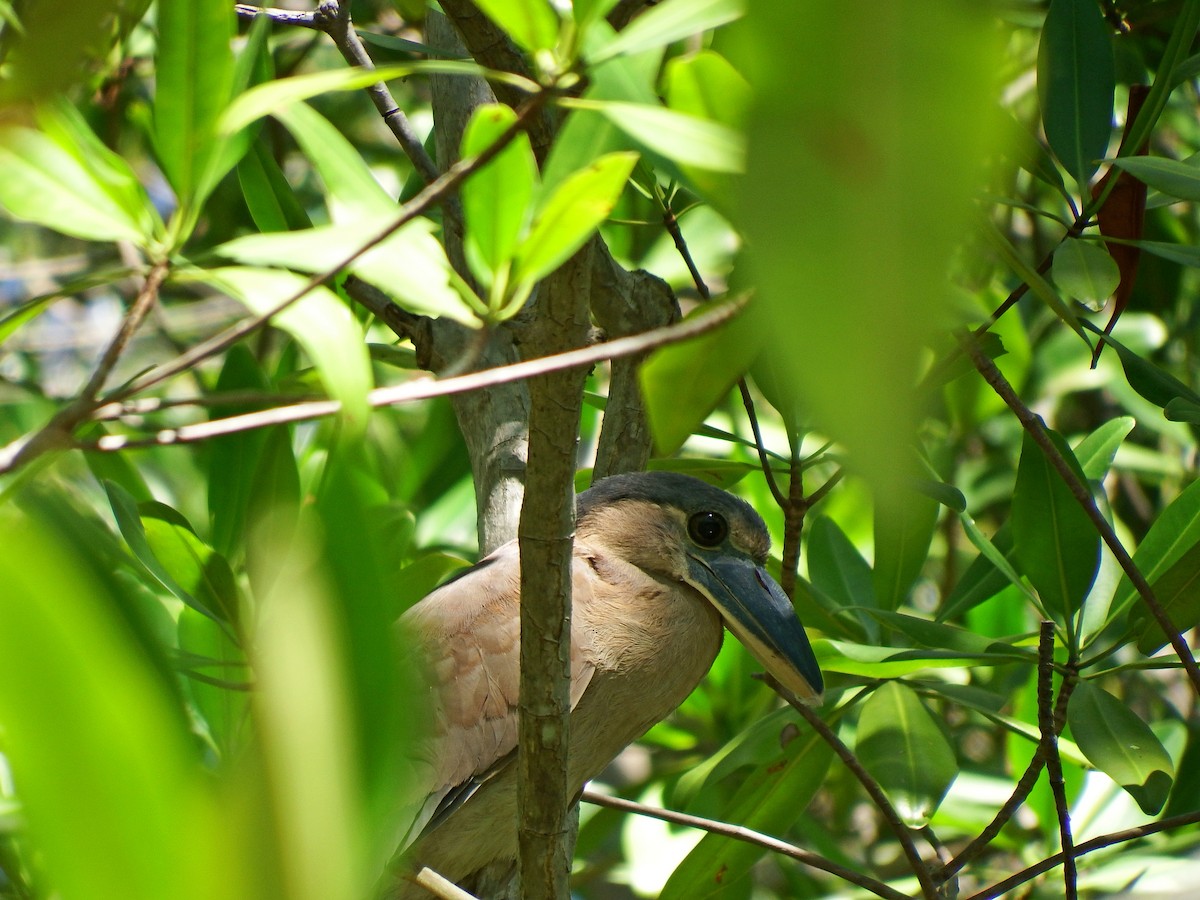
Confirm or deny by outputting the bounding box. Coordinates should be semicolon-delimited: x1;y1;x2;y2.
397;541;599;847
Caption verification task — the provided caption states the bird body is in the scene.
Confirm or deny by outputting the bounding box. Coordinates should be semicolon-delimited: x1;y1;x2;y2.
391;472;822;898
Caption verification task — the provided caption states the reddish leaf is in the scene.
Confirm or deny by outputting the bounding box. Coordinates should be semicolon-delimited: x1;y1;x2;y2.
1090;84;1150;365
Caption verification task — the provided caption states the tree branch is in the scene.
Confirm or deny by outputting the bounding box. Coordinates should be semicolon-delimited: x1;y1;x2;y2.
579;789;911;900
958;330;1200;697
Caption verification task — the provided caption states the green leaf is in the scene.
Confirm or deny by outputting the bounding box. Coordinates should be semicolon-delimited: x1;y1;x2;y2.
472;0;560;53
0;504;237;900
1109;156;1200;202
244;426;302;602
856;682;958;827
1089;322;1200;409
1068;680;1173;814
590;0;744;64
873;490;939;611
105;481;226;625
214;216;475;324
1037;0;1115;188
1074;416;1136;480
639;305;761;456
154;0;235;206
816;639;1027;679
460;104;538;285
567;99;744;172
807;515;877;642
664;50;750;129
1134;538;1200;654
1011;425;1101;635
511;151;638;286
1112;477;1200;623
207;346;272;557
1052;237;1120;306
177;607;249;756
271;101;395;222
0;123;151;243
203;267;372;432
140;503;240;628
1136;239;1200;269
660;714;832;899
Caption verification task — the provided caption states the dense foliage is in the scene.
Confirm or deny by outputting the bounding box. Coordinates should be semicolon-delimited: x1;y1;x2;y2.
2;1;1200;898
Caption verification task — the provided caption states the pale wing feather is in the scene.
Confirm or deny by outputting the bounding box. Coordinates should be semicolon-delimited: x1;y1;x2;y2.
398;541;599;846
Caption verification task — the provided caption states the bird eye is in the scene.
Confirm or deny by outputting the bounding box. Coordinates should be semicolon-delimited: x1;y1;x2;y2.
688;511;728;547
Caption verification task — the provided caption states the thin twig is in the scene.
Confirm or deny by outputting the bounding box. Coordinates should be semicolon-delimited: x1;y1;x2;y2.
958;330;1200;697
234;4;319;28
579;789;911;900
316;0;441;185
75;298;747;452
940;628;1079;881
763;674;940;900
0;260;168;474
964;809;1200;900
1037;622;1077;900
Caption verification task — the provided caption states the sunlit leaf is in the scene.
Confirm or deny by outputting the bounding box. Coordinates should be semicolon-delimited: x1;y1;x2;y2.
512;151;638;286
472;0;560;53
1069;680;1173;814
873;489;938;611
566;99;744;172
1112;476;1200;623
590;0;744;64
1037;0;1115;189
203;267;372;433
154;0;235;206
1134;538;1200;654
1074;416;1136;480
856;682;958;827
460;104;538;285
214;217;475;324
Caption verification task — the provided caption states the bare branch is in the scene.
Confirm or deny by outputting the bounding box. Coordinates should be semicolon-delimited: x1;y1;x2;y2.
75;299;747;452
1038;622;1077;900
580;789;911;900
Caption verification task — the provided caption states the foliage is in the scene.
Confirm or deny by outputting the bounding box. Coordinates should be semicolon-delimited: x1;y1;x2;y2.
1;1;1200;899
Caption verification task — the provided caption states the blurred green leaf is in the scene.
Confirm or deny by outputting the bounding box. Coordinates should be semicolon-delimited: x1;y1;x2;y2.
737;0;1002;502
0;121;152;244
567;99;744;172
244;426;302;602
512;151;638;287
460;104;537;287
1068;680;1173;814
154;0;235;209
203;267;373;433
214;216;475;324
1011;425;1100;635
1052;237;1119;306
856;681;958;827
0;502;242;900
141;503;241;627
238;138;315;233
472;0;560;54
1037;0;1114;189
590;0;744;64
271;101;394;222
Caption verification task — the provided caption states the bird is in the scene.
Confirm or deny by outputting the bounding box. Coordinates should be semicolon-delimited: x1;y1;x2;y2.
389;470;823;898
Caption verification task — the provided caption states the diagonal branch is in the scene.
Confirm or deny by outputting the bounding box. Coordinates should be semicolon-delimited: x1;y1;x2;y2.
958;330;1200;697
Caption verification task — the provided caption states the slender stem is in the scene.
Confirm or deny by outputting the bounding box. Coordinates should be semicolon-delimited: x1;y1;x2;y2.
964;809;1200;900
1037;622;1077;900
579;790;911;900
412;868;482;900
763;675;941;900
73;299;746;454
958;330;1200;697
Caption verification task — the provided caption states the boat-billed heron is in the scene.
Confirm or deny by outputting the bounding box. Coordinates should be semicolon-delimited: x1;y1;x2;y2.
392;471;823;898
